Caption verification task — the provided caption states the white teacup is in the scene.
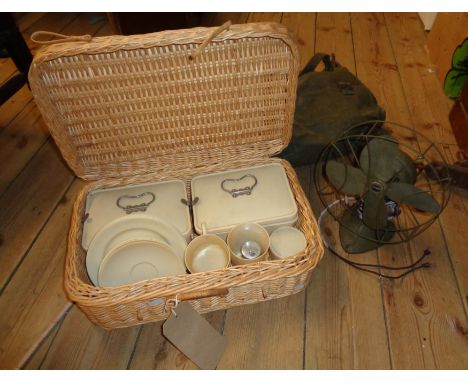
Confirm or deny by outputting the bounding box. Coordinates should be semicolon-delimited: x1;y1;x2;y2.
269;226;307;260
227;222;270;265
185;223;230;273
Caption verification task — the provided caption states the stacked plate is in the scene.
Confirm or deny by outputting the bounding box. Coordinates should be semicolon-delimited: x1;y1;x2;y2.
86;215;187;287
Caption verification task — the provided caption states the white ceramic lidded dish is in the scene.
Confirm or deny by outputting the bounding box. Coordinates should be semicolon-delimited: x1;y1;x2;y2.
191;163;298;239
82;179;191;250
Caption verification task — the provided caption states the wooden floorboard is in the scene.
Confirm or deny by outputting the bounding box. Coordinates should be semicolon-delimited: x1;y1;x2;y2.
383;13;468;317
0;101;49;196
0;180;83;368
247;12;283;23
0;12;466;370
16;13;47;33
384;13;456;145
382;14;468;368
0;86;33;131
38;308;140;369
22;318;64;370
129;310;225;369
281;13;316;70
0;59;17;88
219;293;306;369
0;14;112;369
305;12;391;370
315;12;355;71
441;146;468;315
351;12;468;369
0;13;113;292
0;142;74;290
209;12;250;26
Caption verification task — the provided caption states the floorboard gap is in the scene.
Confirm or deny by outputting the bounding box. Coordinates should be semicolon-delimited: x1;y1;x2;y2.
126;325;144;370
0;137;50;199
0;173;75;294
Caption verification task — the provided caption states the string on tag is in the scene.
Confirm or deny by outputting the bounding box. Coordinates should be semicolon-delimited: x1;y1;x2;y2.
164;296;180;317
30;31;93;45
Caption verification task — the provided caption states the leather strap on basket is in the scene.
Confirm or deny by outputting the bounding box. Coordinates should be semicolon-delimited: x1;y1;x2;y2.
31;31;93;45
189;20;232;60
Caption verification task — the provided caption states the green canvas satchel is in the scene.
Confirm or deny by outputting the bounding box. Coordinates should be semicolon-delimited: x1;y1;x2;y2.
280;53;386;167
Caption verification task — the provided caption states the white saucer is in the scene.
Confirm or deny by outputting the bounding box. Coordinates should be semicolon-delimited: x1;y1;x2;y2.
97;240;186;287
86;215;187;286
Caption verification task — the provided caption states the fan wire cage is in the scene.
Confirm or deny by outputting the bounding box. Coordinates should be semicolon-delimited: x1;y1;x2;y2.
314;120;451;253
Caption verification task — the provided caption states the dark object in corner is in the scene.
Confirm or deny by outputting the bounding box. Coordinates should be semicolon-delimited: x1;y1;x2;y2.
107;13;203;35
0;13;33;106
450;81;468;152
279;53;386;167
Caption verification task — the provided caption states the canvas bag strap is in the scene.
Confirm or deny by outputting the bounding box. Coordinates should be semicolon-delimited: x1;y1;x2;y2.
299;53;334;76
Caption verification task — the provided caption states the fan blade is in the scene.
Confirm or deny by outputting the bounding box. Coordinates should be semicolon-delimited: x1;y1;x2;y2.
325;160;367;194
359;137;399;181
392;151;417;184
362;187;388;229
340;209;395;254
386;183;440;213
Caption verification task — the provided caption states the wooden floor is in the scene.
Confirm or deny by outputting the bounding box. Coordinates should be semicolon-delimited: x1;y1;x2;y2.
0;12;467;370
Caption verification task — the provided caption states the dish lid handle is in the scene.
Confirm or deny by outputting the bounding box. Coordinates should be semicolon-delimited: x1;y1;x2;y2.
221;174;258;198
116;191;156;214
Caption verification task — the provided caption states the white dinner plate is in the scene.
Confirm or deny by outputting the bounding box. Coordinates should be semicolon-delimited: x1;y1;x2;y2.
86;215;187;286
97;240;186;287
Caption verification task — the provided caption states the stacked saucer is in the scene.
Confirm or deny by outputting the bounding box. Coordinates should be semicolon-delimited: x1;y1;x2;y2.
86;215;187;287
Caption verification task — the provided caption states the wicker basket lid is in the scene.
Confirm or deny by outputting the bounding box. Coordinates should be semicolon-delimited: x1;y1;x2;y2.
29;22;300;181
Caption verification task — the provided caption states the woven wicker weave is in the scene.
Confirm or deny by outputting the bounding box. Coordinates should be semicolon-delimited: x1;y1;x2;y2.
29;22;324;329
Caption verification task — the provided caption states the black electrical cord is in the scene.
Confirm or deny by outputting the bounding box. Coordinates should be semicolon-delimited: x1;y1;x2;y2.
326;246;431;279
317;198;433;279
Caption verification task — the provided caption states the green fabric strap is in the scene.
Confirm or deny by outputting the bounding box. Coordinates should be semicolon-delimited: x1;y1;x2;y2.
299;53;333;76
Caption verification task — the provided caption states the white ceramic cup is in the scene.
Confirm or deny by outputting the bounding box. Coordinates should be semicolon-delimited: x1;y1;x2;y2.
227;222;270;265
269;226;307;260
184;223;230;273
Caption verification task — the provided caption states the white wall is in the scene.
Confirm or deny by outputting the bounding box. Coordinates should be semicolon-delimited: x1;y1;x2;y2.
418;13;438;30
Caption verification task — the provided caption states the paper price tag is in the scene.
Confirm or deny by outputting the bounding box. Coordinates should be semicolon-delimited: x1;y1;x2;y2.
162;301;227;369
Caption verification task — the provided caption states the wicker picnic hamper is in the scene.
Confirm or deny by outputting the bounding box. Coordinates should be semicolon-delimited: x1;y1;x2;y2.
28;21;324;329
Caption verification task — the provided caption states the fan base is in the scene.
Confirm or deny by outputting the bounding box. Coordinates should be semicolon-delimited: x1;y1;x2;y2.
339;210;395;254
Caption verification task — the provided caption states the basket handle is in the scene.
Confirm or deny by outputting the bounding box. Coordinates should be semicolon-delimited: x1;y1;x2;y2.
177;288;229;301
31;31;93;45
189;20;232;60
